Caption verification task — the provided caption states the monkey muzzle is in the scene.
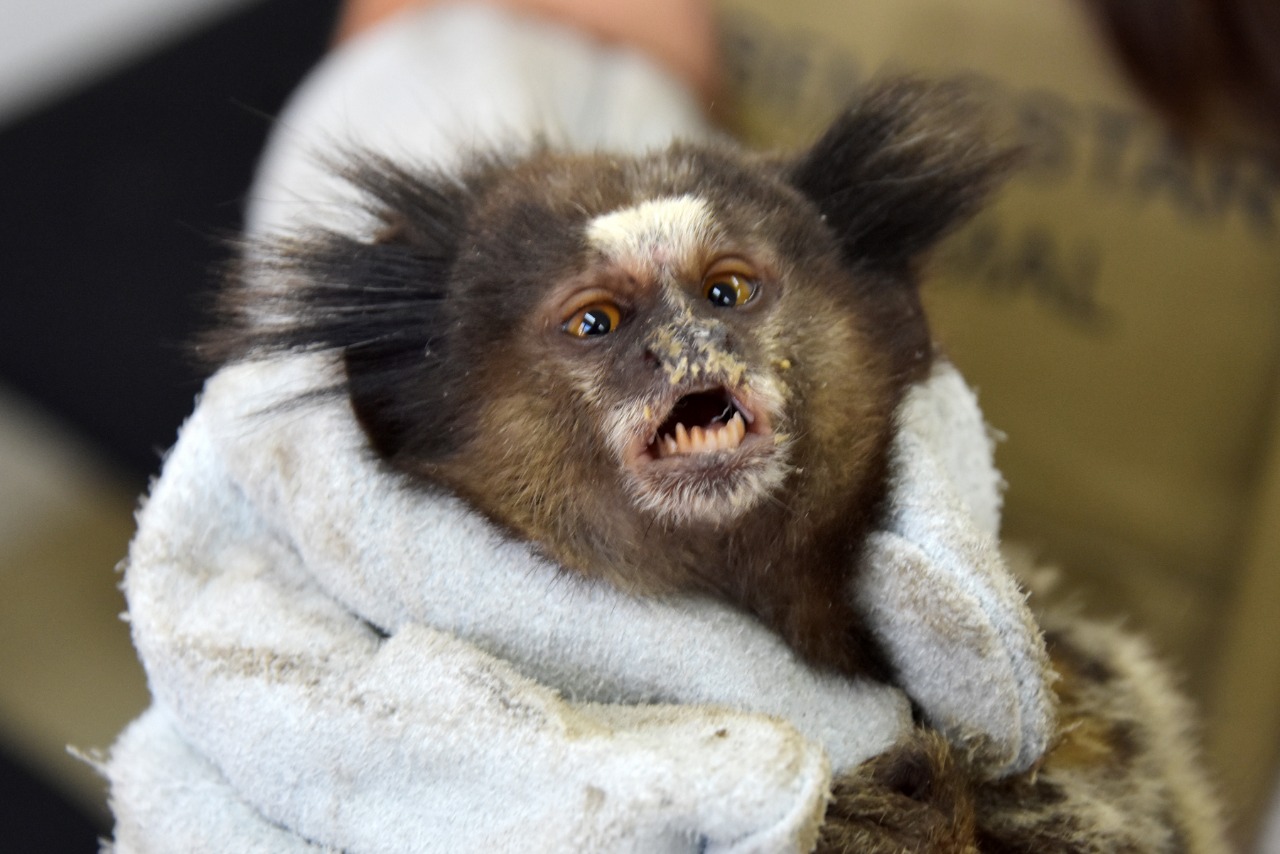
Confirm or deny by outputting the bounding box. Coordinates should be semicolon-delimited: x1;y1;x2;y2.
619;378;785;522
633;319;777;463
612;318;788;521
645;387;756;459
628;377;779;474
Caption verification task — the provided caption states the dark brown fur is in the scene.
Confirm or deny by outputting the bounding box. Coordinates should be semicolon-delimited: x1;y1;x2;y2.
203;80;1010;678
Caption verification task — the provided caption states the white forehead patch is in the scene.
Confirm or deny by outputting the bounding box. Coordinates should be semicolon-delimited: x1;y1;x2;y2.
586;195;716;271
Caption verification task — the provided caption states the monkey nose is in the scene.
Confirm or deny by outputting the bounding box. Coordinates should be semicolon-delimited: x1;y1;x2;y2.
675;320;728;348
643;320;732;372
690;322;731;354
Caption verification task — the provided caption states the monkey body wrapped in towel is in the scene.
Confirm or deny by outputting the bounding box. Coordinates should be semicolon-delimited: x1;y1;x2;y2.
204;79;1012;682
104;6;1227;852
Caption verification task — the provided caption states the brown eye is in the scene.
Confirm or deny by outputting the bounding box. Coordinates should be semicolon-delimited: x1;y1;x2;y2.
564;302;622;338
703;271;756;308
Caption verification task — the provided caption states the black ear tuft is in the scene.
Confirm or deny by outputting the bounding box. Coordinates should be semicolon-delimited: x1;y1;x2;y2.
789;79;1017;271
199;156;471;461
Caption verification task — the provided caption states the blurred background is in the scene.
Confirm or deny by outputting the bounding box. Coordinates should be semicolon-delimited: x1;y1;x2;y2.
1;0;1277;851
0;0;339;848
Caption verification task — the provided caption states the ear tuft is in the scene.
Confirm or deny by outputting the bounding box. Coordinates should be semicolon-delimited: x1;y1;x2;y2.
198;155;471;460
789;78;1017;270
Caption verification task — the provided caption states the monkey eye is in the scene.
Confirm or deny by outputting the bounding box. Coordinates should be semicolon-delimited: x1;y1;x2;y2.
702;262;758;308
564;302;622;338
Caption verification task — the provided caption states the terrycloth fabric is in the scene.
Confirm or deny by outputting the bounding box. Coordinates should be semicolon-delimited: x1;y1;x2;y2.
859;369;1054;777
120;350;901;851
109;354;1044;851
106;5;1053;851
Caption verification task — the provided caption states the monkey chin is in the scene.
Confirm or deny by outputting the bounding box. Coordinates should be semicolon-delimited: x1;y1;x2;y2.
620;384;790;526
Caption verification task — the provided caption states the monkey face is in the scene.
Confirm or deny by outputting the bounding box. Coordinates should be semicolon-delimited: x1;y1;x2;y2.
212;80;1010;595
374;136;914;543
550;196;787;525
515;184;880;529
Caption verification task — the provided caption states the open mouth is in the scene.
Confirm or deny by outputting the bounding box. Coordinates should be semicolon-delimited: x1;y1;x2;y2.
640;387;767;462
623;384;786;522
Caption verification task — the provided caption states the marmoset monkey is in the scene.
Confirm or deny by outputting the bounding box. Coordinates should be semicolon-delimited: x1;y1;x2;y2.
207;80;1009;679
